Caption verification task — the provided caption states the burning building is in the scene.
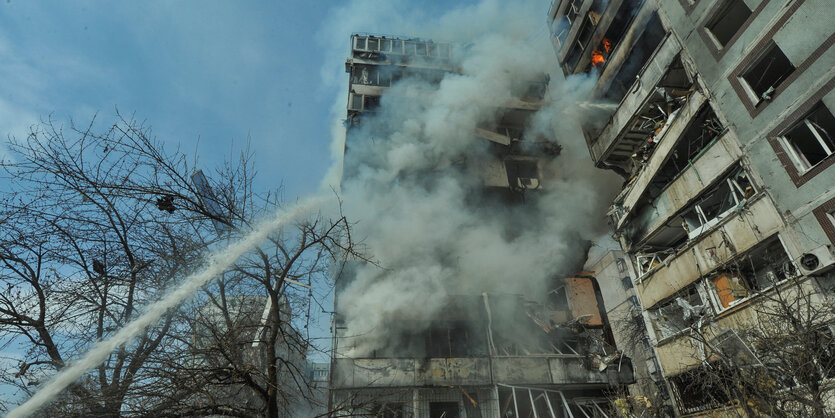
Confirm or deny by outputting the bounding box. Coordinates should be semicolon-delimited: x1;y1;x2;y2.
329;33;635;417
549;0;835;415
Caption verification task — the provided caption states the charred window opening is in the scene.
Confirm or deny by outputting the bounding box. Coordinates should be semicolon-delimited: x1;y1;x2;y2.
669;364;735;414
705;0;752;49
604;12;666;103
779;103;835;172
588;0;642;71
707;236;795;310
364;95;381;110
649;285;707;340
505;159;540;190
565;16;595;70
740;42;795;103
644;105;724;198
429;402;459;418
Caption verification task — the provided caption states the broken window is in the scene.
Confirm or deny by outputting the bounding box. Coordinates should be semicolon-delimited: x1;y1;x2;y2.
705;0;752;49
649;285;708;340
604;12;667;102
669;364;735;414
367;37;379;51
779;103;835;172
707;235;796;311
425;322;485;357
564;0;582;24
644;104;723;198
564;16;594;70
740;42;795;103
680;167;754;240
429;402;459;418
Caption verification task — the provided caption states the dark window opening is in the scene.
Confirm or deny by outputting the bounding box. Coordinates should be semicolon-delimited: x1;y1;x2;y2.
741;43;795;103
605;12;666;102
587;0;643;71
669;364;735;414
705;0;752;48
505;159;540;190
425;321;487;357
780;103;835;171
364;95;381;110
429;402;459;418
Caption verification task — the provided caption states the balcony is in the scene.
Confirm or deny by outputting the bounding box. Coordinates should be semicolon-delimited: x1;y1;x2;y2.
587;33;682;167
331;355;634;389
635;196;785;308
618;134;743;251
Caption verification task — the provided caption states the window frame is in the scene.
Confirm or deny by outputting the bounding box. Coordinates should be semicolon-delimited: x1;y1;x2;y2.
777;104;835;173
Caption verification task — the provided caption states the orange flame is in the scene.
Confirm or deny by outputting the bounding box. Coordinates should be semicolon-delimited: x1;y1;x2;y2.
591;38;612;67
591;51;605;66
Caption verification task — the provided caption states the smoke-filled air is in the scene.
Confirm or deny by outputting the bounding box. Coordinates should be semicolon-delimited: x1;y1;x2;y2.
319;0;622;357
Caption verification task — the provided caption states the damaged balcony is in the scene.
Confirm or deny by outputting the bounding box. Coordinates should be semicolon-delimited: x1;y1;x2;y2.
332;283;634;390
612;101;739;244
586;42;689;172
634;195;785;309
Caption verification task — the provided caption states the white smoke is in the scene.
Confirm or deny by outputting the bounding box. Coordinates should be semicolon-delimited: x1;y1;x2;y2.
318;0;622;356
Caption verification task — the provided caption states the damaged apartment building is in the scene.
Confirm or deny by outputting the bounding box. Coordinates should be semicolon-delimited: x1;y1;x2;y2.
549;0;835;415
330;34;635;417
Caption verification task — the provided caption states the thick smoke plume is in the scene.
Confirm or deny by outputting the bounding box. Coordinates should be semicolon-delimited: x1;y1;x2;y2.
319;0;622;356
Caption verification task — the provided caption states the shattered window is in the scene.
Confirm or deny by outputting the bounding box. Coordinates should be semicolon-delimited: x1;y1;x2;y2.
429;402;459;418
650;285;707;340
680;167;754;240
708;236;795;311
741;42;795;103
779;103;835;172
705;0;752;48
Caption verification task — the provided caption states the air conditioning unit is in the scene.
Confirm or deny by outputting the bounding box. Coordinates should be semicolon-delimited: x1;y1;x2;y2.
796;245;835;276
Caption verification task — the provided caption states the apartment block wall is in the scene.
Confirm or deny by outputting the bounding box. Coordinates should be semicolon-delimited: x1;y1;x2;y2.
549;0;835;415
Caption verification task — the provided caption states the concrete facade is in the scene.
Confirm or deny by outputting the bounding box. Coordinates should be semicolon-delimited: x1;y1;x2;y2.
550;0;835;415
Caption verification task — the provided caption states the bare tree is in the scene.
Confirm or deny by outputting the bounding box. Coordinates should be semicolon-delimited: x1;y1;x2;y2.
0;113;361;417
660;272;835;417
